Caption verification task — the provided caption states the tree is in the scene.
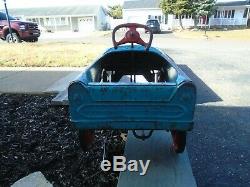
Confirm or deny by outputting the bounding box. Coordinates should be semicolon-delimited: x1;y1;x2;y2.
194;0;215;17
160;0;175;15
160;0;193;30
193;0;216;34
174;0;193;30
108;5;123;19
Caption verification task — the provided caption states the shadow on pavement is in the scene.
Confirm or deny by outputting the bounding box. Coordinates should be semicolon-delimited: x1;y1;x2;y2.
158;31;173;34
188;105;250;187
177;64;249;186
179;64;222;104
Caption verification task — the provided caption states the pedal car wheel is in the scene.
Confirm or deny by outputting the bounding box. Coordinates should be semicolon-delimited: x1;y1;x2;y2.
171;130;186;153
78;130;95;151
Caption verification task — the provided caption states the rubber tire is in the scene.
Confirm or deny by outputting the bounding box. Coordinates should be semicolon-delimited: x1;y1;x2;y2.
25;38;38;42
78;130;95;151
171;130;186;153
6;33;21;43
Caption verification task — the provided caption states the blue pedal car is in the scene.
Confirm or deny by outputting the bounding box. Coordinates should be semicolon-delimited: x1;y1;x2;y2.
68;23;196;153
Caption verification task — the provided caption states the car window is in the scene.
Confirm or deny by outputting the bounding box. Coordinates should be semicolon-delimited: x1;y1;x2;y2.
0;12;16;21
146;20;159;25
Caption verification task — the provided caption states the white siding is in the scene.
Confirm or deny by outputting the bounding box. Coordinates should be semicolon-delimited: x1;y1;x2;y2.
109;18;124;29
123;8;163;24
209;6;247;26
172;18;195;28
122;5;249;29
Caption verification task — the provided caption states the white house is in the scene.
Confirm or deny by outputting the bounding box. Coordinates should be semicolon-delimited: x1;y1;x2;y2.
4;5;109;32
123;0;163;24
122;0;250;29
209;0;250;27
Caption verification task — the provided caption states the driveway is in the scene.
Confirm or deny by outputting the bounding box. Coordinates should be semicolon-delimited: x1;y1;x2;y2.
81;32;250;186
151;35;250;187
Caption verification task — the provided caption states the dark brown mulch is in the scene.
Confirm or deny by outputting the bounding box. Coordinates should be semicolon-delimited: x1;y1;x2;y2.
0;94;126;187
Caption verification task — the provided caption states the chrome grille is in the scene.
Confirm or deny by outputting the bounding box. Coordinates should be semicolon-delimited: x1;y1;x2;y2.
28;24;38;30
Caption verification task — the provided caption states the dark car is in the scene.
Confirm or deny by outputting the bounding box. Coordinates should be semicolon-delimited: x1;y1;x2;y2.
146;19;161;34
0;12;40;43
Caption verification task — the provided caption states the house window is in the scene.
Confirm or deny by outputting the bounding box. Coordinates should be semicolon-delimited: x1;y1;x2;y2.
39;18;44;25
222;11;225;18
158;16;161;23
61;17;67;25
225;10;228;18
231;10;235;18
214;10;217;18
218;11;221;18
44;17;68;26
148;15;151;19
164;15;168;24
56;17;61;25
44;18;55;26
228;10;231;18
45;18;50;26
243;8;248;18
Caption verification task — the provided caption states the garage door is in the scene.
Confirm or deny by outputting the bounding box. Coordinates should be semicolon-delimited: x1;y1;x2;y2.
78;17;94;32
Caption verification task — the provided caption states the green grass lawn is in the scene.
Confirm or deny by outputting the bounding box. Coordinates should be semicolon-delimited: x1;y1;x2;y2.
0;42;106;67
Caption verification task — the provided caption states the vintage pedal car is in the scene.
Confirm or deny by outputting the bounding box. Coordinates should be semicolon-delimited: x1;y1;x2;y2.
68;23;196;153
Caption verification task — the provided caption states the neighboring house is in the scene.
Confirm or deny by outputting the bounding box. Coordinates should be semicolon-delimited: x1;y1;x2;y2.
123;0;167;25
123;0;195;29
4;5;108;32
210;0;250;27
122;0;250;29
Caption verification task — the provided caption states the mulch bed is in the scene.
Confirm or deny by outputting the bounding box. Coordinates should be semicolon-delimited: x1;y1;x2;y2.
0;94;126;187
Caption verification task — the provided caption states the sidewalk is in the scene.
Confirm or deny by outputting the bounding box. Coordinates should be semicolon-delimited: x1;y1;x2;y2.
0;67;82;94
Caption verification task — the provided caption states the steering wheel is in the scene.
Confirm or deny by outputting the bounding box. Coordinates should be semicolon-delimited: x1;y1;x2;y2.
112;23;153;51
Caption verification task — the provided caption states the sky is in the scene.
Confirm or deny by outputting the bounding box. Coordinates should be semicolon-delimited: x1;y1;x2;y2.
0;0;245;9
0;0;125;9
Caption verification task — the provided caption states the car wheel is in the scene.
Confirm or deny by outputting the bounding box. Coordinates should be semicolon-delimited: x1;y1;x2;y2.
6;33;21;43
171;130;186;153
78;130;95;151
25;38;38;42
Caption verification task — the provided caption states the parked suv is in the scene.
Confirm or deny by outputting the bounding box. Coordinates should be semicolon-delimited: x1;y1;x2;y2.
0;12;40;43
146;19;161;34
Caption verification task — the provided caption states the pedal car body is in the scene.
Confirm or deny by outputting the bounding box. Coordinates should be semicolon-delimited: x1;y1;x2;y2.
68;23;196;153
